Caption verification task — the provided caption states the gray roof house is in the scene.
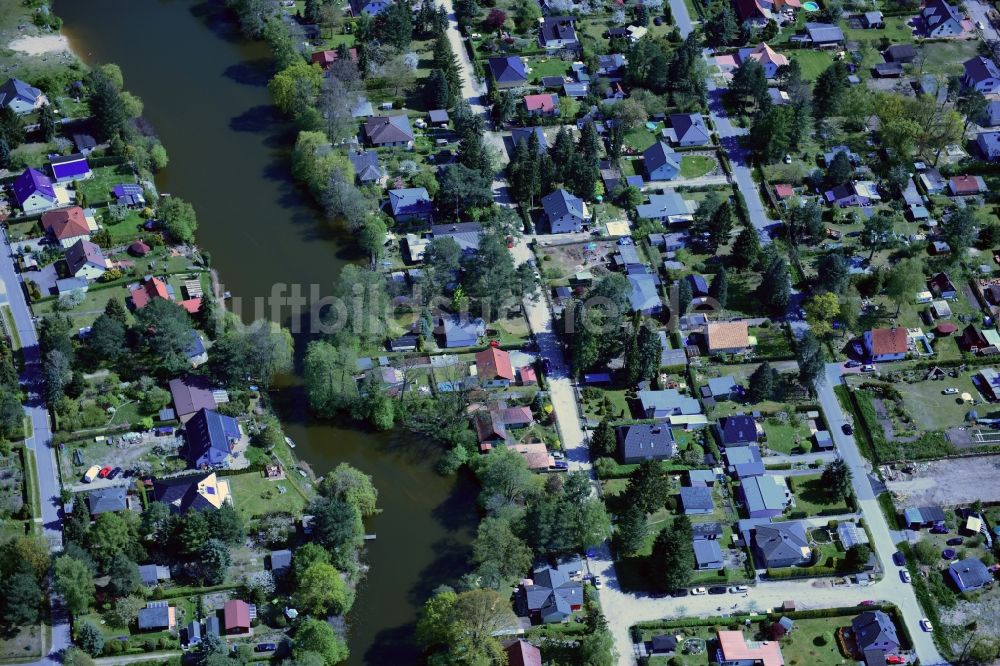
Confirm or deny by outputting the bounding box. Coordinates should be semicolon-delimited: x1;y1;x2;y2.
511;127;548;153
725;445;764;478
438;315;485;348
949;557;992;592
137;603;175;631
642;142;681;181
65;239;108;280
388;187;433;222
741;475;791;518
635;191;693;223
693;538;724;569
186;620;202;647
539;16;579;50
668;113;711;147
488;56;528;89
753;521;810;568
922;0;963;37
852;610;901;653
637;389;701;420
617;424;677;463
627;273;662;314
364;115;414;147
883;43;917;63
805;22;845;46
138;564;171;587
431;222;482;253
87;486;127;515
269;549;293;573
978;131;1000;161
679;486;714;515
348;150;387;186
706;375;738;400
519;558;585;623
963;56;1000;94
715;415;759;447
542;188;589;233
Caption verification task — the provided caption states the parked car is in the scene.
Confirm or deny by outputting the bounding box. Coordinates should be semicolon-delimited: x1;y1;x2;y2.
592;576;603;589
82;465;101;483
892;551;906;566
255;643;277;653
900;570;912;583
691;587;708;595
886;656;906;665
107;467;123;480
845;360;860;368
930;525;949;534
861;364;876;372
842;423;854;435
859;600;876;606
920;618;933;632
708;586;727;595
98;465;113;478
728;585;749;593
946;537;964;546
942;388;959;395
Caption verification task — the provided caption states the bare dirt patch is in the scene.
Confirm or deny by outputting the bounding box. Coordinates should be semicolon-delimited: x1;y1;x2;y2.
8;34;70;55
536;240;620;283
883;454;1000;506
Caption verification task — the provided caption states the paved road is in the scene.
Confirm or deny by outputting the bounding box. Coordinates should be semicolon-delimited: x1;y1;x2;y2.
438;0;487;115
1;229;70;664
816;364;945;665
967;0;999;42
668;0;696;36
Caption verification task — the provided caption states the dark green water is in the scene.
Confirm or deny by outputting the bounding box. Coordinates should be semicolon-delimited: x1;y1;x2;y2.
57;2;475;663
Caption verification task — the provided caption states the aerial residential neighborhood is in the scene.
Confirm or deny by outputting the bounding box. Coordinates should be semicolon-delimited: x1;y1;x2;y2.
2;0;1000;664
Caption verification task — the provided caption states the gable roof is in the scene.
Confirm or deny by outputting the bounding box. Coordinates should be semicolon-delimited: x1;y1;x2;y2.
867;327;908;356
65;239;107;275
884;43;917;61
388;188;432;217
642;141;681;175
693;538;723;566
923;0;962;27
522;560;584;621
186;408;240;466
628;273;661;312
153;472;230;513
670;113;711;143
949;557;992;591
746;43;789;68
755;521;809;562
717;631;784;666
432;222;482;252
364;115;414;144
524;93;558;112
743;475;790;513
805;22;845;43
42;206;90;240
476;346;515;381
348;150;385;183
542;188;586;221
488;56;528;84
950;174;986;194
169;376;218;418
718;415;757;444
638;389;701;416
539;16;578;45
506;640;542;666
617;424;677;460
734;0;768;20
50;153;91;180
852;610;900;650
12;168;56;206
0;78;42;108
680;485;714;511
725;444;765;477
224;600;251;630
88;486;127;515
706;321;750;352
965;56;1000;83
636;191;690;220
511;127;549;152
130;276;171;309
138;604;174;630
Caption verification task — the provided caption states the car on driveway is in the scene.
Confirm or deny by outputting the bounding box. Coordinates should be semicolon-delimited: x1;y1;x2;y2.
107;467;123;480
886;656;906;665
728;585;748;593
592;576;603;589
920;618;933;632
98;465;113;478
900;570;912;583
845;360;860;368
946;537;964;546
842;423;854;435
861;364;876;372
255;643;277;653
691;587;708;595
930;525;949;534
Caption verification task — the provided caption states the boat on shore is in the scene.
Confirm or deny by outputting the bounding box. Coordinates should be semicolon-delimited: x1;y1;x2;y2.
284;435;296;449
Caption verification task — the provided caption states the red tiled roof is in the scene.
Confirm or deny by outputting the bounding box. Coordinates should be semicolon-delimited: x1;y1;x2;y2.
311;48;358;66
223;600;251;631
718;631;784;666
950;175;984;194
180;298;203;314
506;640;542;666
868;327;908;356
476;347;514;381
129;240;151;256
519;366;537;384
41;206;89;241
524;94;557;112
130;277;170;309
774;184;794;199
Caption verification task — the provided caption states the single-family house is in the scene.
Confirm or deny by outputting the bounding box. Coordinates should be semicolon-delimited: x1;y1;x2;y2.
506;640;542;666
476;347;514;387
824;181;881;207
949;557;992;592
638;389;702;420
928;272;957;299
349;150;387;186
627;273;662;314
753;521;810;567
737;43;789;78
693;538;724;569
388;187;432;223
539;16;579;50
488;56;528;89
707;375;739;401
438;315;485;348
73;133;98;154
741;474;791;518
87;486;127;516
186;621;202;647
524;93;559;117
949;175;987;196
42;207;91;248
852;611;901;653
668;113;711;146
474;410;508;447
12;168;58;213
717;630;785;666
977;366;1000;399
805;22;845;47
65;239;108;280
716;415;760;447
129;240;152;257
49;154;92;183
517;558;584;623
689;469;718;486
636;191;693;224
884;44;917;63
223;600;252;634
542;188;589;233
704;321;750;354
680;486;714;515
137;603;176;632
617;424;677;463
864;327;908;362
432;222;482;253
349;0;390;15
964;56;1000;93
138;564;171;587
977;131;1000;161
902;505;946;528
988;100;1000;126
960;325;1000;354
511;127;548;153
129;276;172;310
922;0;964;37
311;48;359;67
185;408;241;469
597;53;627;79
0;78;43;114
642;142;681;181
863;10;884;27
112;183;146;207
364;115;414;148
55;277;88;297
169;376;218;423
725;445;765;478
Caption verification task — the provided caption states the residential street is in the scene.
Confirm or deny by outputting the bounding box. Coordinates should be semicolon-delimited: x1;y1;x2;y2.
967;0;999;42
0;229;70;663
438;0;487;115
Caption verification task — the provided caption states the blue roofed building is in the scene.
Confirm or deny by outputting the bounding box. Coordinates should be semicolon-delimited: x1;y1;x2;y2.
542;188;589;233
185;331;209;368
725;445;764;478
186;408;242;469
0;77;44;114
539;16;580;50
642;142;681;181
805;22;845;46
680;486;714;515
88;486;128;516
741;475;791;518
488;56;528;89
978;131;1000;161
349;150;387;186
517;558;585;623
667;113;711;147
635;191;693;224
706;375;738;400
637;389;702;420
687;274;709;296
627;273;662;314
616;424;677;463
112;183;146;207
921;0;963;37
852;610;901;653
693;538;724;569
511;127;549;153
949;557;992;592
50;153;92;183
388;187;433;222
349;0;390;15
12;168;58;213
716;415;761;447
562;82;589;98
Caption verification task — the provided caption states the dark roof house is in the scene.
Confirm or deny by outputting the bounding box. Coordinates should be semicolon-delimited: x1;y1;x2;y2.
852;610;901;653
488;56;528;88
949;557;992;592
87;486;127;515
185;408;241;469
364;115;414;147
754;521;810;568
616;424;677;463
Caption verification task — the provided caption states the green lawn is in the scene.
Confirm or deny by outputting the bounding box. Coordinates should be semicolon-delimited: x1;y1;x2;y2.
74;164;136;207
763;419;813;455
841;16;916;43
894;375;979;431
790;473;852;517
581;388;632;422
103;210;148;244
919;40;982;78
625;126;658;152
791;50;835;81
229;470;308;519
780;617;854;665
526;57;570;83
680;155;716;179
34;284;132;328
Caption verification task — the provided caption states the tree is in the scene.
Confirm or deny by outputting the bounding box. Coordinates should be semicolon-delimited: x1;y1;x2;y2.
107;553;142;597
294;562;354;616
615;504;648;556
450;589;519;661
958;88;989;131
650;517;694;591
133;298;195;374
885;257;924;316
804;292;841;339
730;59;769;114
86;67;128;140
821;458;853;497
416;587;458;649
474;446;536;511
590;419;617;458
0;138;9;168
756;254;790;315
860;210;896;261
786;199;824;247
158;196;199;244
38;103;58;141
1;570;41;627
294;618;350;665
62;649;95;666
704;2;739;46
825;151;852;187
748;362;777;403
318;463;380;517
44;349;71;403
675;275;693;317
471;517;534;589
437;163;493;214
107;595;145;629
796;331;825;391
198;538;232;585
268;61;323;118
710;266;728;310
54;555;95;615
748;106;792;164
623;325;661;385
942;206;979;253
484;8;507;32
304;340;360;415
377;1;414;49
816;253;849;294
87;313;126;366
813;61;849;119
208;504;246;544
627;460;673;514
76;621;105;657
731;224;762;270
424;68;450;109
309;496;363;560
88;512;141;572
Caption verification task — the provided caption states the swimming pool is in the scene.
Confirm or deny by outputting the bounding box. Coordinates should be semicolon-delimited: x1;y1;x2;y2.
803;1;819;10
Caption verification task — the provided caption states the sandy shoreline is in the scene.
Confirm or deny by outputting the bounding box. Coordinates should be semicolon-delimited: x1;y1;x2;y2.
7;34;72;56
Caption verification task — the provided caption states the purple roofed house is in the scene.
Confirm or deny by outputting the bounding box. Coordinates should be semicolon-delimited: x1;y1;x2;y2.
12;168;58;214
49;153;93;183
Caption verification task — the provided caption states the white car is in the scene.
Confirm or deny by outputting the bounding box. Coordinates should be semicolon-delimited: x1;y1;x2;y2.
942;388;959;395
861;364;876;372
920;618;933;632
691;587;708;595
900;570;912;583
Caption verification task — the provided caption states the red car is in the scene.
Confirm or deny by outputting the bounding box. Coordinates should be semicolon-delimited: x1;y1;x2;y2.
886;656;906;664
98;465;113;478
859;600;876;606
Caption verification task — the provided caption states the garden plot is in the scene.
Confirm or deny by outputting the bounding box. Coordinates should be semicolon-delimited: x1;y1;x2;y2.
536;240;621;284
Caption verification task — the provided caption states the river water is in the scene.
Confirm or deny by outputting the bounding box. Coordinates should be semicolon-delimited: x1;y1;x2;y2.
56;2;475;663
